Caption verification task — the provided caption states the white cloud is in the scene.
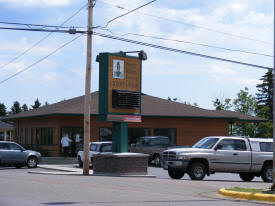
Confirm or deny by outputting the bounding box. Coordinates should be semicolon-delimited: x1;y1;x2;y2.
0;0;74;7
208;64;260;86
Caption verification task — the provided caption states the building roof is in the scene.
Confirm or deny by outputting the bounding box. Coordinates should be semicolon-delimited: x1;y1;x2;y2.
3;92;265;122
0;119;13;130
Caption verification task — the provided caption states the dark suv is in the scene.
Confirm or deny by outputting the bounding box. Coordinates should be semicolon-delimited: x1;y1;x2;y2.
0;141;42;168
129;136;172;166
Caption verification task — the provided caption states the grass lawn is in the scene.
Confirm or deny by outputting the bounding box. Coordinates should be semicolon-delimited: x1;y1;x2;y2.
225;187;263;193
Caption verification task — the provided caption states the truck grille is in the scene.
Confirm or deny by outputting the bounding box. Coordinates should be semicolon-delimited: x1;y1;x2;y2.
163;151;176;159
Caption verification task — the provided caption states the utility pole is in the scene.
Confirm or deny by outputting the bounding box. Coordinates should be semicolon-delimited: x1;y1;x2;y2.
83;0;93;175
273;0;275;189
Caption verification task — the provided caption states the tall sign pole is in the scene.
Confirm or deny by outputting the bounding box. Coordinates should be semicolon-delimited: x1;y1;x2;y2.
273;0;275;189
83;0;93;175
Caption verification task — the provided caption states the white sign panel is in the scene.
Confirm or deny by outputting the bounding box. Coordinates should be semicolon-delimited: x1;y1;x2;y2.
113;59;124;79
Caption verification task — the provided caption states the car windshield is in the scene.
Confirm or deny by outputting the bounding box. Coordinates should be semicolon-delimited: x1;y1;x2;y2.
192;137;219;149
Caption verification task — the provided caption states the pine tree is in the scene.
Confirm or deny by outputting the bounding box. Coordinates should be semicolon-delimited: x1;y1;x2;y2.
32;98;41;109
22;104;28;112
255;70;273;138
0;103;7;116
11;101;22;114
256;69;273;120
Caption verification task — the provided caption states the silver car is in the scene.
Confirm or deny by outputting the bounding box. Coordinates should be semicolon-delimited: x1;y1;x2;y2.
0;141;42;168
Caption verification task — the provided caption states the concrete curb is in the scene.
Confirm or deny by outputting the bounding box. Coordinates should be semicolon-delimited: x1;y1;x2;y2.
35;165;156;178
219;188;275;202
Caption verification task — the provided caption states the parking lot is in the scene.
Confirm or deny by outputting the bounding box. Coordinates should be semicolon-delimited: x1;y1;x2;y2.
0;165;271;206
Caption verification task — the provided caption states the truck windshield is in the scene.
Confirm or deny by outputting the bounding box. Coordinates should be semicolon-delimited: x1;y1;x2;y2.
90;144;98;151
192;137;219;149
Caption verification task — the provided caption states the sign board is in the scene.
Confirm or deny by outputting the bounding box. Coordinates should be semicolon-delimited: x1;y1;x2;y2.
97;52;142;121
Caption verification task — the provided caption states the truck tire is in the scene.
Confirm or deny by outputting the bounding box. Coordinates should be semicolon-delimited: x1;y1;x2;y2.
168;169;184;179
239;173;254;182
261;165;272;182
78;156;83;168
153;154;162;167
188;162;206;180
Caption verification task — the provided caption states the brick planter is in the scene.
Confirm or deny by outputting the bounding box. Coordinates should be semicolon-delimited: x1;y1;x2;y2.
93;153;149;176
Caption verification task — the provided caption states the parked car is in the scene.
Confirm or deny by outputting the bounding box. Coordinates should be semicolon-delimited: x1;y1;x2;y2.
0;141;42;168
163;136;273;182
77;141;112;167
129;136;174;166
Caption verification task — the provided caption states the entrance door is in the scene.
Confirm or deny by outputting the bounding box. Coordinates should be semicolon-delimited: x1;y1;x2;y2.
61;127;83;157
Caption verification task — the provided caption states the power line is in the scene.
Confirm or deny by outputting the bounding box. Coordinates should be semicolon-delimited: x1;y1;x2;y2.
95;0;157;29
0;21;86;29
0;3;87;71
93;32;272;70
97;28;273;58
0;34;84;85
98;0;272;45
0;27;86;34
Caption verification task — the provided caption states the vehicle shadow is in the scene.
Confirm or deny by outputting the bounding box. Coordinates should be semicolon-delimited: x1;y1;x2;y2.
0;166;29;170
181;178;265;183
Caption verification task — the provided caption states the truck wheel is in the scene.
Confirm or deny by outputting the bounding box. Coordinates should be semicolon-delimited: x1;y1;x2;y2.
154;154;162;167
261;165;272;182
168;169;184;179
188;162;206;180
78;156;83;168
239;173;254;182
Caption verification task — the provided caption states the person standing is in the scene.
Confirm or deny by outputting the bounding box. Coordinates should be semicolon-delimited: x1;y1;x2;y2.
61;134;72;157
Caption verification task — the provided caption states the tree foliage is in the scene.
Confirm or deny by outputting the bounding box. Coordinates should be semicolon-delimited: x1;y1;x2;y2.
21;104;28;112
213;97;231;110
0;103;7;116
32;98;41;109
255;70;273;138
256;69;273;120
213;88;258;137
10;101;22;114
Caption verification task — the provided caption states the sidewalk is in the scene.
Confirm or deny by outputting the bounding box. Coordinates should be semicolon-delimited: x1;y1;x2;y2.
35;162;155;177
34;164;85;175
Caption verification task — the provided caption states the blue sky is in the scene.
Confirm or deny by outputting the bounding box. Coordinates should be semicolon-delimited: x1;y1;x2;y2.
0;0;273;110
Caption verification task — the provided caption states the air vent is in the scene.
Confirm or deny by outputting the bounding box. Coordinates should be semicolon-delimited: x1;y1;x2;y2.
112;90;140;109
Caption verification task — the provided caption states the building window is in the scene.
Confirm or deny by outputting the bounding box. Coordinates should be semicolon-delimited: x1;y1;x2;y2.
99;128;112;141
128;128;150;144
41;128;47;145
20;128;23;144
31;128;34;145
154;128;177;144
36;128;40;145
0;132;4;141
14;129;17;142
25;128;28;145
48;128;54;145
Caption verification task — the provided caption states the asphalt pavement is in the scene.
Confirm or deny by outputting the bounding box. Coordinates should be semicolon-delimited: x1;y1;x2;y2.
0;164;272;206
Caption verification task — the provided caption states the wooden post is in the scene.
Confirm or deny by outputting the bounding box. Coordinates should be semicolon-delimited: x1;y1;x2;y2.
83;0;93;175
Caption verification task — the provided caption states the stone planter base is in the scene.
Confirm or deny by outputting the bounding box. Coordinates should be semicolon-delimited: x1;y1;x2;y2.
93;153;149;176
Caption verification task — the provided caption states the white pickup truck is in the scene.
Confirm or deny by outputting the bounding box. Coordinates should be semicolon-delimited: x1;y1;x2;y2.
77;141;112;167
163;136;273;182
